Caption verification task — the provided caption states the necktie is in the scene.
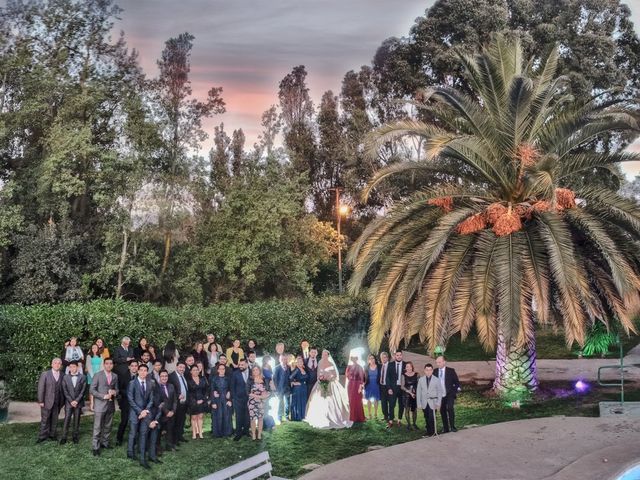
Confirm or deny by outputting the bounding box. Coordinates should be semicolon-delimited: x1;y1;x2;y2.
163;385;168;398
427;377;431;388
397;362;401;382
141;380;146;395
382;364;387;385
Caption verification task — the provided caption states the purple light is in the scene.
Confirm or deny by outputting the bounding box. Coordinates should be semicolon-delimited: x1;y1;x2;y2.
574;380;588;392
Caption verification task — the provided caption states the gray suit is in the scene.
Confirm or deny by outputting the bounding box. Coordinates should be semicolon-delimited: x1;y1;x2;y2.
89;370;119;450
37;369;63;440
61;373;86;441
416;375;444;435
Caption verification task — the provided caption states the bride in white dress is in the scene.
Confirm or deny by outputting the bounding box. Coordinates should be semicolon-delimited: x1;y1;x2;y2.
305;350;353;429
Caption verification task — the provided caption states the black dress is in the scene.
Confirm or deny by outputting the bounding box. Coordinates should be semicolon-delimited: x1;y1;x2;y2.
187;376;209;415
402;373;418;412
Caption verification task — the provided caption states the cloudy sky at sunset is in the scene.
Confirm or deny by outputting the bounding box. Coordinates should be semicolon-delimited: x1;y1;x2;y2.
114;0;640;176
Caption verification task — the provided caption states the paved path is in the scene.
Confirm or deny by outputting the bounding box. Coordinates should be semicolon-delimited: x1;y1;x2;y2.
403;343;640;385
300;416;640;480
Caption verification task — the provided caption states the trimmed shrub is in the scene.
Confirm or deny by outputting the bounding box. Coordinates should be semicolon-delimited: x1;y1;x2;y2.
0;296;370;400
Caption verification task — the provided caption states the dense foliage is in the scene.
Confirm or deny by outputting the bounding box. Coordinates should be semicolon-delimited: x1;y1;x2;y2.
1;0;638;306
0;296;369;400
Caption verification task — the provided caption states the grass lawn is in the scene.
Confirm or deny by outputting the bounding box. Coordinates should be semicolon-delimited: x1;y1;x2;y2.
1;383;636;480
405;326;640;361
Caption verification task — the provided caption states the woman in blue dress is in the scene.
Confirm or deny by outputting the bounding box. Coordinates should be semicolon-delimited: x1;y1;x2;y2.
289;356;309;421
210;364;233;437
364;354;381;420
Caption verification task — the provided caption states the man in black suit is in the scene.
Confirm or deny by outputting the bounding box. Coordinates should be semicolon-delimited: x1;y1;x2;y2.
60;360;86;444
168;362;189;445
154;370;177;453
116;360;138;446
378;352;399;427
434;355;461;433
230;358;251;441
127;363;155;469
304;347;318;397
391;351;407;426
113;336;135;381
36;357;64;443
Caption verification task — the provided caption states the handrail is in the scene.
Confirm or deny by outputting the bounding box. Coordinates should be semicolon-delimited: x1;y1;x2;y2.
596;335;624;406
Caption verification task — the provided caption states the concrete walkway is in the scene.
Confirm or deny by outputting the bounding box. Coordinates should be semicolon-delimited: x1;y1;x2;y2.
403;343;640;385
300;416;640;480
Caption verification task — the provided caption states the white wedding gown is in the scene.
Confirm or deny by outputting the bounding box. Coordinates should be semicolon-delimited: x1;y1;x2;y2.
305;364;353;429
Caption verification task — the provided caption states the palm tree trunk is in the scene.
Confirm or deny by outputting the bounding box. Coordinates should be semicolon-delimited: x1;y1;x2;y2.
492;329;539;398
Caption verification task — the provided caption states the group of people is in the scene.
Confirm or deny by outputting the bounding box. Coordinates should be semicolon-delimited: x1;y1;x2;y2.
37;334;461;469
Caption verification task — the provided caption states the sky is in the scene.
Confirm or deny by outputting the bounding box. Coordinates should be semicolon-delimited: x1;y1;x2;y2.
114;0;640;175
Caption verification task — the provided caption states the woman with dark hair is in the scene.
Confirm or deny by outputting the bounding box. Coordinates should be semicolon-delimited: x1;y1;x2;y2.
86;343;103;411
147;344;157;362
289;356;309;421
162;340;180;374
187;364;208;439
364;354;381;420
247;339;261;356
346;354;366;423
133;337;149;359
210;364;233;438
95;338;110;359
401;361;419;430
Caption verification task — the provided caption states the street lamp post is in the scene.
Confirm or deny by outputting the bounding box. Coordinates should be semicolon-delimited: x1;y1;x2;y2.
332;187;348;294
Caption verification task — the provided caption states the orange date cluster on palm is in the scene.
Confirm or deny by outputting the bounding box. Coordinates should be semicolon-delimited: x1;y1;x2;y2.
428;188;577;237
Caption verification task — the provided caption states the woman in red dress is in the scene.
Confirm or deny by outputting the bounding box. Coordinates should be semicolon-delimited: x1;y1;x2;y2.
346;354;366;423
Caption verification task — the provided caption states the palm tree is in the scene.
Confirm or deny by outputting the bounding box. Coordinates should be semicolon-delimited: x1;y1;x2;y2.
347;35;640;397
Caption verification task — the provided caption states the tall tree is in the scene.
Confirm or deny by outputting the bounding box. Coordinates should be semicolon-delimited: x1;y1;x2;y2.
349;36;640;396
151;32;225;289
278;65;317;180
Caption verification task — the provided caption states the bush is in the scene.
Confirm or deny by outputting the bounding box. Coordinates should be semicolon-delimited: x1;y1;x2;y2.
0;296;370;400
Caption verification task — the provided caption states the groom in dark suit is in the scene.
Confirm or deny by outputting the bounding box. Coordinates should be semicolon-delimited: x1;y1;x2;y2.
391;351;407;426
127;363;155;469
305;347;319;397
434;355;461;433
60;360;86;444
230;358;251;441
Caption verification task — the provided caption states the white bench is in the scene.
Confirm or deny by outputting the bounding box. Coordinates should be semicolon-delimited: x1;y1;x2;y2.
199;451;290;480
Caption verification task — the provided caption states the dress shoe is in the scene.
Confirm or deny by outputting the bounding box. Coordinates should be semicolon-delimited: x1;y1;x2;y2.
101;443;111;449
72;437;79;444
49;436;58;441
115;440;122;447
36;438;46;444
127;452;135;460
451;427;458;432
150;458;163;464
233;435;242;442
59;438;67;445
93;449;100;456
141;462;151;470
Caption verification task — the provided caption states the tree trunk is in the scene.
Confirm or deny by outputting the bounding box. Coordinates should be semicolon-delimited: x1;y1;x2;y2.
493;329;539;398
116;228;128;299
160;230;172;280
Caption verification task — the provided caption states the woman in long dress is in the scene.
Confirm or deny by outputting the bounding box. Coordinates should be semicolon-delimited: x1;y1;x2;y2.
304;350;353;429
364;354;381;420
345;355;366;423
210;364;233;437
289;356;309;421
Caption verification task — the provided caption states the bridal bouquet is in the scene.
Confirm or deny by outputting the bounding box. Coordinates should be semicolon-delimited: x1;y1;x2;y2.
319;378;331;398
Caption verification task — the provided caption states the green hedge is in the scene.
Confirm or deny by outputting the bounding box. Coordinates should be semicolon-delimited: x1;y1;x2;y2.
0;296;370;401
